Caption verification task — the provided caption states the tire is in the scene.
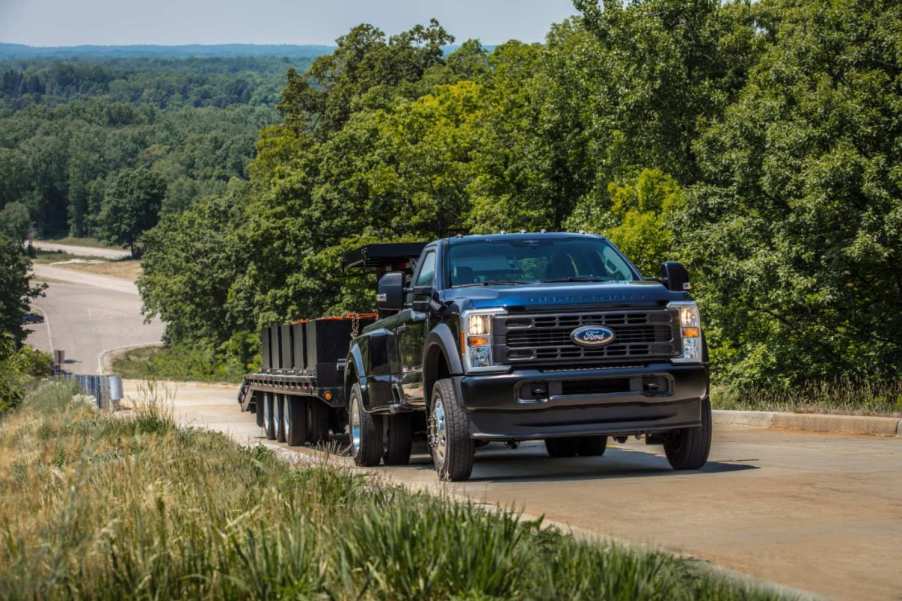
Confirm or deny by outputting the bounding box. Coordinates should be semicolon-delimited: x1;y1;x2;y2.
664;396;712;470
262;393;276;440
544;437;578;458
254;392;264;428
383;413;413;465
430;378;474;481
577;436;607;457
274;394;286;443
285;396;308;447
348;383;383;467
307;399;331;445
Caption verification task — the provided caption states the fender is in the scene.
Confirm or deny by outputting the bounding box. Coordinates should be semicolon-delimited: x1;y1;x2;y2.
344;341;371;410
422;322;464;402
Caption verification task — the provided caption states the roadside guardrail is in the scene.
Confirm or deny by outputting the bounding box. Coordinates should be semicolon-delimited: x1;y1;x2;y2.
58;373;123;410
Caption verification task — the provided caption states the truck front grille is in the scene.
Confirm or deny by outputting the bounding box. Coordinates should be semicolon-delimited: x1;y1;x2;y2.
495;310;676;367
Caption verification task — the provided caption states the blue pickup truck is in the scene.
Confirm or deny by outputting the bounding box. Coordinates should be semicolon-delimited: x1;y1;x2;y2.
242;232;710;482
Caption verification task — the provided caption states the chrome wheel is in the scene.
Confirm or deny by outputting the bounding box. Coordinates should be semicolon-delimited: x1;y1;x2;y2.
263;393;272;431
430;397;447;468
283;399;291;441
349;395;362;456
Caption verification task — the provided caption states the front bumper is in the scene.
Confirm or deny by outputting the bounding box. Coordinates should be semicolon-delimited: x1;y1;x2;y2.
455;362;707;441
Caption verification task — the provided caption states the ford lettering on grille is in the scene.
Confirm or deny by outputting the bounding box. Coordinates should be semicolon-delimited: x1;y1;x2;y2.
570;325;616;347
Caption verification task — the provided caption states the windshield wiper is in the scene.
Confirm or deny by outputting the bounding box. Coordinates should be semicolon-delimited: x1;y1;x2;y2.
540;276;612;283
454;280;534;288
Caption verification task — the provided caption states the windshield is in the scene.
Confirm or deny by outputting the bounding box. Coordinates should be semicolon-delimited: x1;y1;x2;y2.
447;237;637;287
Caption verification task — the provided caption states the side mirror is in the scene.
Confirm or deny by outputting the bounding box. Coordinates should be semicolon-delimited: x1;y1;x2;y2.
377;272;405;312
660;261;690;292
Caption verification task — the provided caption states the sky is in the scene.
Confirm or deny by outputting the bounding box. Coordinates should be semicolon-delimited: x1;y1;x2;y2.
0;0;579;47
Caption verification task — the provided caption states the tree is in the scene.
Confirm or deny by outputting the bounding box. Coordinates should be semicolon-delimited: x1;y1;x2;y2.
0;201;31;242
681;0;902;386
98;167;165;256
0;234;44;351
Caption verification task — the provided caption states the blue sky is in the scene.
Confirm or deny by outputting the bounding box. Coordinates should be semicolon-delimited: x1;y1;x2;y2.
0;0;579;46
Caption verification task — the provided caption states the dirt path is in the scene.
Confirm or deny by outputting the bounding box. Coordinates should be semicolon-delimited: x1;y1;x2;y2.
129;379;902;601
31;240;131;260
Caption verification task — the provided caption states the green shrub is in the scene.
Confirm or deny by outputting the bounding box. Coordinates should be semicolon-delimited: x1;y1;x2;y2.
112;341;251;383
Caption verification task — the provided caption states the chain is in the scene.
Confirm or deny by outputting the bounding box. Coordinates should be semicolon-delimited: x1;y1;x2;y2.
351;312;360;339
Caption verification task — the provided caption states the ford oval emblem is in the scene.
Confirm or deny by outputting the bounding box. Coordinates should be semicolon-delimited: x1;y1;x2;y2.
570;325;616;347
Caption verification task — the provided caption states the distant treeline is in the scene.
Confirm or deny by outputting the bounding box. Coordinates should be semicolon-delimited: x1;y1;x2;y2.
137;2;901;392
0;43;333;60
0;55;316;242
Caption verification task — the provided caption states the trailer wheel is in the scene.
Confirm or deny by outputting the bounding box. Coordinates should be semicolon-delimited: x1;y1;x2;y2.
348;384;382;467
577;436;607;457
307;399;331;445
274;394;287;443
544;438;578;458
430;378;474;481
262;393;276;440
383;413;413;465
285;396;307;446
664;396;712;470
254;392;264;428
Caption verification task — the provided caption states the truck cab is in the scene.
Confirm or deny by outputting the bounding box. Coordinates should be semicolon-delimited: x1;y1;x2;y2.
344;232;711;481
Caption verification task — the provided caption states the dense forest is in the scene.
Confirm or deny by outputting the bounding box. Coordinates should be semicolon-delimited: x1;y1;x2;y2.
0;52;326;244
138;0;901;394
2;0;899;397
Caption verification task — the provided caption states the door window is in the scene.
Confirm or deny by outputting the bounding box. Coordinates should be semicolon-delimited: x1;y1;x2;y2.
414;251;436;288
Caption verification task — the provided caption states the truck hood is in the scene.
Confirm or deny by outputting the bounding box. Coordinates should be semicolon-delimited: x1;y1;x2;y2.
443;280;687;312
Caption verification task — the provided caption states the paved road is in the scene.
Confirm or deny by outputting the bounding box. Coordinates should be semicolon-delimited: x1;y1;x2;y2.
134;381;902;601
27;264;162;373
31;240;131;260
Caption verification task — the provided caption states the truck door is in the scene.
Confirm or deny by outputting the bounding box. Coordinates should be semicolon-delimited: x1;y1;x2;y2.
395;248;435;407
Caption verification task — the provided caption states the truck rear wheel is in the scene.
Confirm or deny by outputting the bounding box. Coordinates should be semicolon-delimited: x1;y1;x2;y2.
274;394;287;443
577;436;607;457
348;383;382;467
544;438;578;458
263;393;276;440
383;413;413;465
307;399;330;445
664;396;712;470
430;378;474;481
254;392;264;428
285;396;307;447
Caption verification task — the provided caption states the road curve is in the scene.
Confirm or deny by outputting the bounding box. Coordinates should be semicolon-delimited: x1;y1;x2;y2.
138;381;902;601
27;264;162;373
31;241;132;260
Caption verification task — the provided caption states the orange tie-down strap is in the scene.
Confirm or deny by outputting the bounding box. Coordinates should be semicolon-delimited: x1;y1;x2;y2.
291;312;378;325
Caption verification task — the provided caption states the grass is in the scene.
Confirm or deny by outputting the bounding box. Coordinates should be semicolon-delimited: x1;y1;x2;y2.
48;258;143;281
710;380;902;417
0;381;794;601
113;343;248;384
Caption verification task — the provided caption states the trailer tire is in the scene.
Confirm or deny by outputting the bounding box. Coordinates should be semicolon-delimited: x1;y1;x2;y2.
348;384;382;467
254;392;264;428
544;438;578;458
577;436;607;457
262;393;276;440
664;396;712;470
274;394;286;443
383;413;413;465
285;396;307;446
307;399;330;445
430;378;474;481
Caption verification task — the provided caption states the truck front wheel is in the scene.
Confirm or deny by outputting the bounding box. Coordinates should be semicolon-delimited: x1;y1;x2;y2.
664;396;712;470
348;384;383;467
430;378;474;481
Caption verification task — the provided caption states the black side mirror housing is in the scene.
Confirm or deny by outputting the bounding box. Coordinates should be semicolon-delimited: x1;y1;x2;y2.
660;261;691;292
377;272;405;312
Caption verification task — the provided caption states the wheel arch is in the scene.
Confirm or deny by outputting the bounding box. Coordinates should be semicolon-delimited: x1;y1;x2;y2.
423;323;463;405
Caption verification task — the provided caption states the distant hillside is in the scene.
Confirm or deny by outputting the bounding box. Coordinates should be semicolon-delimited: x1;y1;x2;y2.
0;43;334;60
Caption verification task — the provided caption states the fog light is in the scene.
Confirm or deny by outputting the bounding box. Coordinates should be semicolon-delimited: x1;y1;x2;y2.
531;382;548;398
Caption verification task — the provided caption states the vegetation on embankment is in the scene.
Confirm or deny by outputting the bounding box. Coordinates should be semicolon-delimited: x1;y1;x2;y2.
112;342;251;384
0;382;792;601
710;382;902;418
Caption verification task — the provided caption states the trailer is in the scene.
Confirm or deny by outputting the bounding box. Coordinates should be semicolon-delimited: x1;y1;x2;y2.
237;243;426;447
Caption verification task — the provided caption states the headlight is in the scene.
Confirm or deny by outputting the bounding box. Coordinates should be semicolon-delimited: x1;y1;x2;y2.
668;301;703;363
461;310;507;372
